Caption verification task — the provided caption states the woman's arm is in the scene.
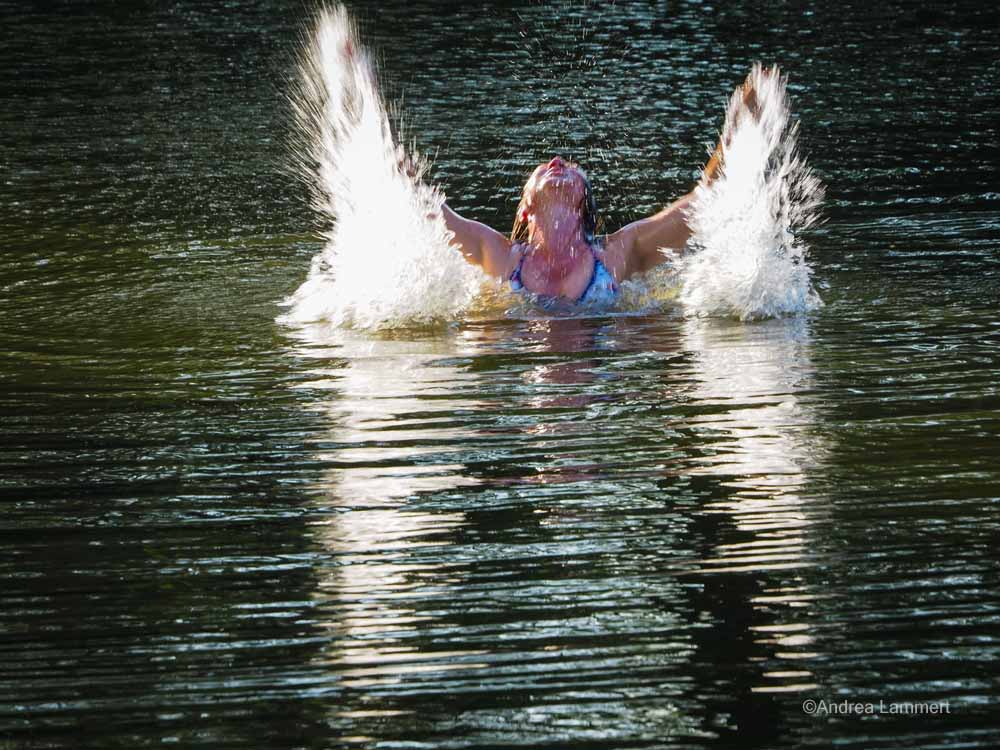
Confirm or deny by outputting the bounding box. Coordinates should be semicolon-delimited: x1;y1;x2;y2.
602;192;695;280
602;69;765;282
395;149;515;279
441;203;516;279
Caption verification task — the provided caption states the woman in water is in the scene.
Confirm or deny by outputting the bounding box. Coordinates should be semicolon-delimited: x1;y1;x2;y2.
437;75;761;305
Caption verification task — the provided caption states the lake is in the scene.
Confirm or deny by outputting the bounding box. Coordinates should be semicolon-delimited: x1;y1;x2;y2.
2;1;998;748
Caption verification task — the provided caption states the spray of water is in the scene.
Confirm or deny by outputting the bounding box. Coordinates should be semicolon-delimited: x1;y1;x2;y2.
280;7;483;330
679;64;825;320
281;9;822;328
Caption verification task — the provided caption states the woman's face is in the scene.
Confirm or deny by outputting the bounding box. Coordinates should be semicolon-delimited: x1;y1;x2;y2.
524;156;588;209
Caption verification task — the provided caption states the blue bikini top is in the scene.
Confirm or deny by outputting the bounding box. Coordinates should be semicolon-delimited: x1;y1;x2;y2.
509;244;618;307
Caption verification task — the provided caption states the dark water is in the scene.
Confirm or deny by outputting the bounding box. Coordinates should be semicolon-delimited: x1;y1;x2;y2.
2;1;999;748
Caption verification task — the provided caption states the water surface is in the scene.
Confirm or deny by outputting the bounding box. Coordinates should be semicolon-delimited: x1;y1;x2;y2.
2;1;998;748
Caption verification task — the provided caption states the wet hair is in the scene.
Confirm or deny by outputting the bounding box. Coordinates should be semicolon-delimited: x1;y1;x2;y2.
511;161;600;245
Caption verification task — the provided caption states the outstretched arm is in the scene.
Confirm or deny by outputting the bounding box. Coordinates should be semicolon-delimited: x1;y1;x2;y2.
602;69;765;282
440;203;516;279
395;149;515;279
602;192;696;280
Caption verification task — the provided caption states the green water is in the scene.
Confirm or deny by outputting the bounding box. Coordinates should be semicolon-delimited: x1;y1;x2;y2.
2;2;998;748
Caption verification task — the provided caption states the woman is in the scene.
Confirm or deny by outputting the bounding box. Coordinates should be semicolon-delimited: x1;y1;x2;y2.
438;74;761;305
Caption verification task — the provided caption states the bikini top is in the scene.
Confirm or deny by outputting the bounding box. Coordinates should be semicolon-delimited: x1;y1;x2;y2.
509;244;618;307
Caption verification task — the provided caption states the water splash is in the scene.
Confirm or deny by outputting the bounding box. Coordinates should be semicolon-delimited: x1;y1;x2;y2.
279;6;482;330
281;10;821;327
678;64;825;321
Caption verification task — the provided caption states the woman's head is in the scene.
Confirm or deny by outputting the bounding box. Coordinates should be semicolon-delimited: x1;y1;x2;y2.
511;157;599;244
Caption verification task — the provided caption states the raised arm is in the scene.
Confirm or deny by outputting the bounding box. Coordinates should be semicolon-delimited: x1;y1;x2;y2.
440;203;516;279
394;145;515;279
602;192;696;280
602;69;765;282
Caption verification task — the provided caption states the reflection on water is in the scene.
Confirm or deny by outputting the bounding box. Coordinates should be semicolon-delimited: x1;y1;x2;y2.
295;328;483;504
277;314;852;743
281;319;709;745
682;317;825;697
289;327;486;708
3;0;999;747
493;318;633;481
684;317;821;572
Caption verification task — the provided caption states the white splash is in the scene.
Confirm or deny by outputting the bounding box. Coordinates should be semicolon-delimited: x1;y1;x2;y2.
679;64;825;321
280;6;482;330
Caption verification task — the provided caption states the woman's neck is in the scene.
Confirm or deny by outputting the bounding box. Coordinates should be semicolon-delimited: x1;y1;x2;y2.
526;205;591;270
518;205;596;299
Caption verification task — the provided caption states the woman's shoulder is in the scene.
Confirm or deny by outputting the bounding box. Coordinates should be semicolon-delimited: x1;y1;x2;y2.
594;234;627;282
476;232;519;279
